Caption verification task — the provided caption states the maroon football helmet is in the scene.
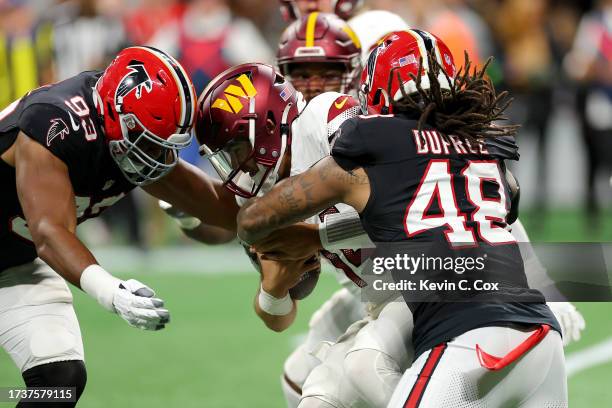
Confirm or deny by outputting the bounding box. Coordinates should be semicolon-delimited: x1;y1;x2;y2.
277;12;361;100
196;63;303;198
279;0;363;21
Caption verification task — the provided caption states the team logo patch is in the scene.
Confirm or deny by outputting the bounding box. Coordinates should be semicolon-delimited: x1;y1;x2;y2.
46;118;69;146
212;74;257;114
115;61;153;104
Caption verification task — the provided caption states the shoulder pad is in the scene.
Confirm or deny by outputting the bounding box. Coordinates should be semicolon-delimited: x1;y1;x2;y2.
328;94;360;122
327;94;360;140
485;136;519;161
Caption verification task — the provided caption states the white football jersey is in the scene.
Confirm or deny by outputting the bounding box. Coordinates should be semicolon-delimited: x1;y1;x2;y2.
290;92;370;293
290;92;361;175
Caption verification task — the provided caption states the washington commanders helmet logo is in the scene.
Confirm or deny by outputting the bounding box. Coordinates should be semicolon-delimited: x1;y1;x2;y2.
212;74;257;114
115;61;153;105
46;118;70;146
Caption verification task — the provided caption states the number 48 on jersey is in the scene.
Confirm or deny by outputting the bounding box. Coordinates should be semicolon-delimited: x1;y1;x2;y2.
404;159;516;247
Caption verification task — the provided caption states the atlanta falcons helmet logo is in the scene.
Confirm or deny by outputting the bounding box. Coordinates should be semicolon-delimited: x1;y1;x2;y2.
46;118;70;146
115;61;153;105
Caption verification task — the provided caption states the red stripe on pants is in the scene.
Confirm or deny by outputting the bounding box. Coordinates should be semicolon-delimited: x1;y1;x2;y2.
404;343;447;408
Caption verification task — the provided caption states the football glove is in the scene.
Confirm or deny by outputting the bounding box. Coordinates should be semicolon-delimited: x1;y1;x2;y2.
158;200;201;230
113;279;170;331
81;265;170;331
547;302;586;346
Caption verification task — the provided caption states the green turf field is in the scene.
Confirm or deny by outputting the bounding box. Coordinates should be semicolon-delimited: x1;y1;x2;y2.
0;209;611;407
0;272;341;408
0;273;610;407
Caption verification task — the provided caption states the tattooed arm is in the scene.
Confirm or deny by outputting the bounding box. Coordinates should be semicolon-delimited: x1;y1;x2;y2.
237;156;370;244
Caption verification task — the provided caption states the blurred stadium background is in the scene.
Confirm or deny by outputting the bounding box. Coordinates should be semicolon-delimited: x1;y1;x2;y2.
0;0;611;406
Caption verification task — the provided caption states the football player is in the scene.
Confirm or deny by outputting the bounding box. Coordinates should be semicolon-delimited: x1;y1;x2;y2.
275;13;575;407
236;31;568;407
277;12;362;101
278;0;409;66
0;46;237;406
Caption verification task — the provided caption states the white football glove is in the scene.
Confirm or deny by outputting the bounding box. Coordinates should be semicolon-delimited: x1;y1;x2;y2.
158;200;201;230
113;279;170;331
80;266;170;331
547;302;586;346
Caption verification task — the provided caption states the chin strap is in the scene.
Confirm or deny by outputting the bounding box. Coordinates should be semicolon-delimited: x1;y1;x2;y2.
248;94;256;147
274;102;293;177
380;88;391;114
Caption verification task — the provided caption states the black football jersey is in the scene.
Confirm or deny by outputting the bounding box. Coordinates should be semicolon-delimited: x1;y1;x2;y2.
331;113;560;358
0;71;136;271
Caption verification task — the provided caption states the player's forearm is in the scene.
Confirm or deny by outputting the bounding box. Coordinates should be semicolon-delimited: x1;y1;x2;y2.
254;288;297;332
145;160;239;231
158;199;236;245
182;223;236;245
238;182;306;244
31;222;97;287
237;157;368;244
238;175;337;244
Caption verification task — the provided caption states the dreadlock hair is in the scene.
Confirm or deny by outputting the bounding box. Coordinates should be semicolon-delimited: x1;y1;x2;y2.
390;51;519;142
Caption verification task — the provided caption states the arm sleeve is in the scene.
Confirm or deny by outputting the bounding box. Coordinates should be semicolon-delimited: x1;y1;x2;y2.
318;209;374;250
330;118;366;171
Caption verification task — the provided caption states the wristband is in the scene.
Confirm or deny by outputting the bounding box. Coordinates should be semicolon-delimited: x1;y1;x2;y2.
80;264;121;312
258;284;293;316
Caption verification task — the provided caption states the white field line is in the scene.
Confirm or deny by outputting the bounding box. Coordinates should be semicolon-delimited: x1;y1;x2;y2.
566;337;612;378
